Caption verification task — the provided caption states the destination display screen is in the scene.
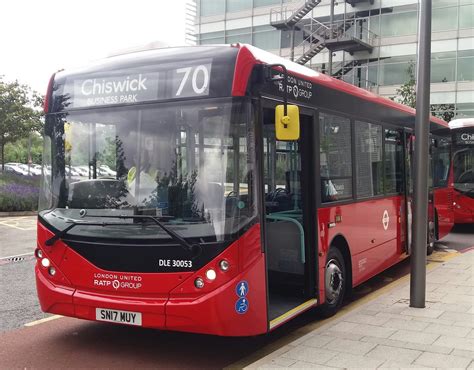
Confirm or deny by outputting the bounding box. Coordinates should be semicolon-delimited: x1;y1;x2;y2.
454;130;474;145
62;61;212;108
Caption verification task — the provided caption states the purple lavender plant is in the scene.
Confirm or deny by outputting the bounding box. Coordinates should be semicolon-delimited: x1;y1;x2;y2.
0;173;40;211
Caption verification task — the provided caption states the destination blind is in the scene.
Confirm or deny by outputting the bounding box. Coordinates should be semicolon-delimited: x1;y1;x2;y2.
454;131;474;145
63;60;212;108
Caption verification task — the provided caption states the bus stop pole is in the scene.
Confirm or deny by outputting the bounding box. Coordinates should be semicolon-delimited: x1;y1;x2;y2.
328;0;334;75
410;0;432;308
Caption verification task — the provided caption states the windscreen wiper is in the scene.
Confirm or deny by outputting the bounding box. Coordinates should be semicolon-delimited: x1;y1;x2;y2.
46;214;202;257
93;214;200;256
45;220;133;246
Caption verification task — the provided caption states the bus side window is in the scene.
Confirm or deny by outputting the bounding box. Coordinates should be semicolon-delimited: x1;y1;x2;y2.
355;121;383;198
384;129;404;194
432;136;450;188
319;113;353;203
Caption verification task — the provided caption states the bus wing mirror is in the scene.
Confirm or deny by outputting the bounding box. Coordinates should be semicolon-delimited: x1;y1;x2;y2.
275;105;300;141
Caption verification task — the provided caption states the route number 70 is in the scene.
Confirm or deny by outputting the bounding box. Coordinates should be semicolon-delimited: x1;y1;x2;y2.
175;64;210;96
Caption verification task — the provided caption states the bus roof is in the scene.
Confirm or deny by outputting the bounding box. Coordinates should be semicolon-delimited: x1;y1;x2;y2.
449;118;474;129
47;43;449;131
233;44;448;129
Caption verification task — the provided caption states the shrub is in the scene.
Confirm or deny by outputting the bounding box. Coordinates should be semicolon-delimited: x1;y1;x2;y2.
0;173;40;212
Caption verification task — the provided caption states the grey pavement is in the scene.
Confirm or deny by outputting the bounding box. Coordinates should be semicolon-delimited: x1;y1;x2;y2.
0;216;37;258
248;250;474;369
0;216;48;332
0;258;49;332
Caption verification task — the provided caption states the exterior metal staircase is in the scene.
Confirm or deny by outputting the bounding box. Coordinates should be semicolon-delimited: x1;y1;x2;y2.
270;0;322;29
346;0;375;6
331;60;362;78
269;0;379;86
294;21;329;65
324;18;375;54
295;15;357;65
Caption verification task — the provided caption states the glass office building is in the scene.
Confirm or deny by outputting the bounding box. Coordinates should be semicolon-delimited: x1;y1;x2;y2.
195;0;474;118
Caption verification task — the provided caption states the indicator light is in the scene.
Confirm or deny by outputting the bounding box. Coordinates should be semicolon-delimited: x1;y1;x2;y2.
206;269;216;281
219;260;229;271
48;266;56;276
41;258;50;268
194;277;204;289
35;249;43;259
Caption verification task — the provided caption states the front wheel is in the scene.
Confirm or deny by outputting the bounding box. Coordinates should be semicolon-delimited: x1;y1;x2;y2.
318;248;346;318
427;217;436;255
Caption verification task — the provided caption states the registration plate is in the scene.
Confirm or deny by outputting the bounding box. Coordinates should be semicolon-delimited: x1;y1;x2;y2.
95;308;142;326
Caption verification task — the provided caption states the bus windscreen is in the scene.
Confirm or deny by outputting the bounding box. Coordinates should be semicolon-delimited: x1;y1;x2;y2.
39;98;257;243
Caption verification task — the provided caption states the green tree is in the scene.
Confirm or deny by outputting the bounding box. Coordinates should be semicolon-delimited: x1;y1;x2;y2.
391;62;417;108
4;134;43;164
0;77;44;170
390;63;455;122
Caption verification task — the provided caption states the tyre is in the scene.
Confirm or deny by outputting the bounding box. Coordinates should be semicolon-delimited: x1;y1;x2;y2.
427;241;434;255
318;247;346;318
427;215;437;256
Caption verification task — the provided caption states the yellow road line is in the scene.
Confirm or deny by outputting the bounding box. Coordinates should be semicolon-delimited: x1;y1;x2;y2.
24;315;62;327
0;218;36;231
428;250;460;263
227;249;459;370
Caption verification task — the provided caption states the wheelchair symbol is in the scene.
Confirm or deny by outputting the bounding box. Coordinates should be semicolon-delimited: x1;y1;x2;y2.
235;297;249;314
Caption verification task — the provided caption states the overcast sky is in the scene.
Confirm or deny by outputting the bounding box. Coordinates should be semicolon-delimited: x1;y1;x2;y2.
0;0;187;94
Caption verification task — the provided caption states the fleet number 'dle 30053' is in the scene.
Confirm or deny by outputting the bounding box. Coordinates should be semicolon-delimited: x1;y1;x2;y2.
158;259;193;268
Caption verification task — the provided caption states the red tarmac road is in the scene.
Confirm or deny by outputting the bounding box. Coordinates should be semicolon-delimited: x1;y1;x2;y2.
0;255;444;369
0;315;268;369
1;229;472;368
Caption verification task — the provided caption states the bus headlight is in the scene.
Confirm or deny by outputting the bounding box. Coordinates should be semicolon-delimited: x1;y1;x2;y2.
48;266;56;276
194;277;204;289
41;258;50;268
206;269;216;281
35;249;43;259
219;260;229;272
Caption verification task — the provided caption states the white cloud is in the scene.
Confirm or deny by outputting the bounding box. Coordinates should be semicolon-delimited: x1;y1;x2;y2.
0;0;187;93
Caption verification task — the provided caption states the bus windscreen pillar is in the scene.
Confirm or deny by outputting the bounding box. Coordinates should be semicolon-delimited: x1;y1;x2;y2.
410;0;432;309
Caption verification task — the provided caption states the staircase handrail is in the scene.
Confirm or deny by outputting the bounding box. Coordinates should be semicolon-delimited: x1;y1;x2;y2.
327;18;378;46
295;19;329;51
270;5;290;24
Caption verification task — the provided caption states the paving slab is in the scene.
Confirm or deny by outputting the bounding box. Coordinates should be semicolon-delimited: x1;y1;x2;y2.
388;329;440;345
414;352;472;368
247;250;474;369
366;344;422;364
323;338;377;356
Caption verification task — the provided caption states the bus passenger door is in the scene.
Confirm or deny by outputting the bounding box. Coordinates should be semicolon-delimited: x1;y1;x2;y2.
260;103;318;331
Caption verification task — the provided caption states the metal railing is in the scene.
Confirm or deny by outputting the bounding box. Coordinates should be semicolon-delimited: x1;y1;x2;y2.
294;19;329;59
292;16;379;62
325;18;378;47
270;5;290;24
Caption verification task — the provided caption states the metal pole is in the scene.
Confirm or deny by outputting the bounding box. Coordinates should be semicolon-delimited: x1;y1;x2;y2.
290;25;295;62
410;0;432;308
328;0;335;75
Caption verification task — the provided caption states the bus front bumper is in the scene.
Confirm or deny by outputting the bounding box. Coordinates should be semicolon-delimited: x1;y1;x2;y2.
35;253;267;336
